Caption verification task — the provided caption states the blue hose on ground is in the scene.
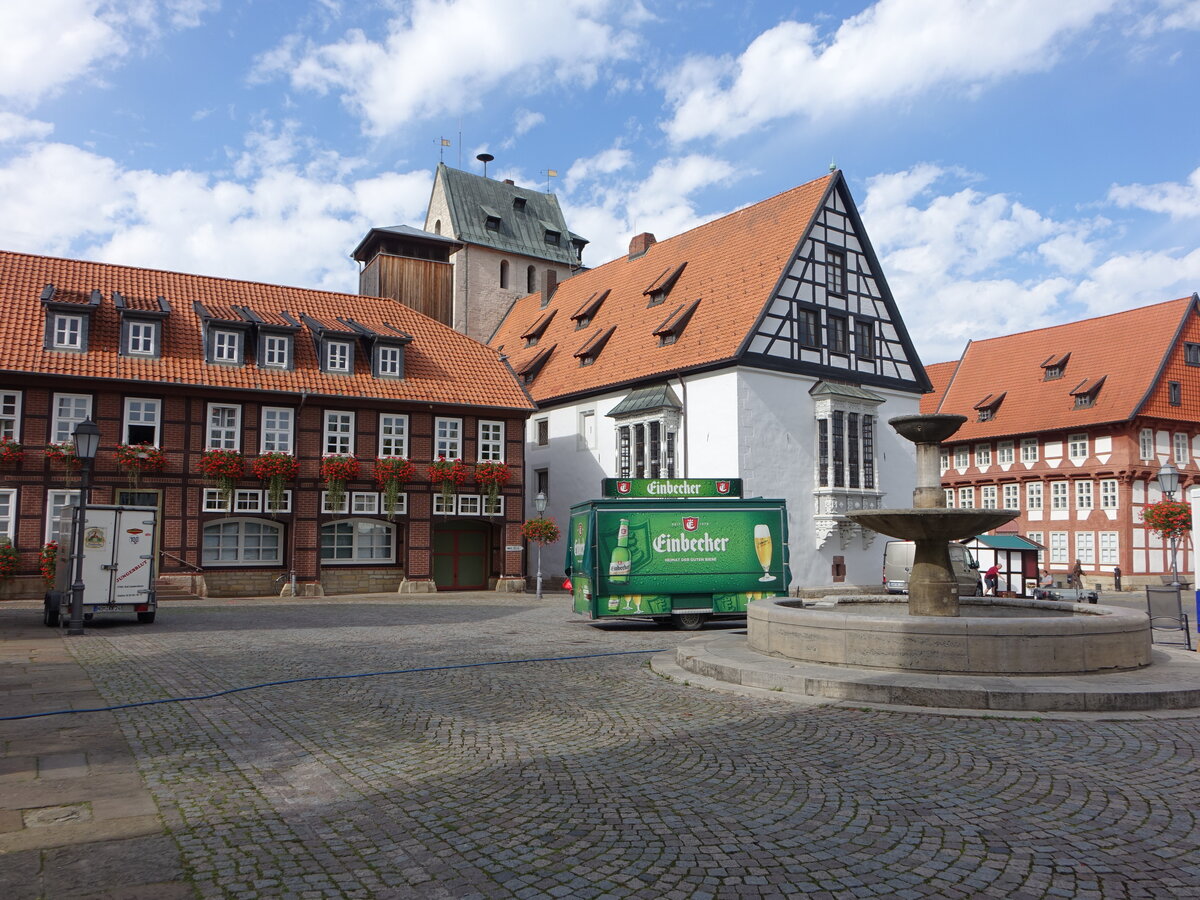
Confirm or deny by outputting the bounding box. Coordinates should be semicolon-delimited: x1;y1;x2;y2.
0;648;669;721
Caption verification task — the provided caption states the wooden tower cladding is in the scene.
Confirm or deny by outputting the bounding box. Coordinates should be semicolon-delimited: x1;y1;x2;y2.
352;226;461;327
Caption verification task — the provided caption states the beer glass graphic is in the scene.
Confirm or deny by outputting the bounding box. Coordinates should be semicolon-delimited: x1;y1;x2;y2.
754;524;776;582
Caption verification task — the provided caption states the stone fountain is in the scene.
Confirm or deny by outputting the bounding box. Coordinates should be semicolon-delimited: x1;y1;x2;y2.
653;414;1200;713
847;413;1016;616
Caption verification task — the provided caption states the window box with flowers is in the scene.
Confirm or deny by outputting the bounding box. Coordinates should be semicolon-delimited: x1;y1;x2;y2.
429;457;469;509
375;457;415;520
474;462;511;512
198;449;244;506
252;452;299;513
321;455;359;512
40;541;58;587
45;441;80;473
0;438;23;467
0;537;18;581
116;443;166;487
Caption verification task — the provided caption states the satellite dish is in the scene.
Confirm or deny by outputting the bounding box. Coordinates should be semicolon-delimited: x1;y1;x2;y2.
476;153;494;176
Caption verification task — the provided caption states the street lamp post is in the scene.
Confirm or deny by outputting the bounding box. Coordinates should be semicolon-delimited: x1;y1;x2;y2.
67;419;101;636
534;491;547;601
1157;461;1182;590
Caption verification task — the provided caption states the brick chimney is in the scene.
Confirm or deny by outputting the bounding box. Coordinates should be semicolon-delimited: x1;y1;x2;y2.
628;232;656;259
503;179;515;185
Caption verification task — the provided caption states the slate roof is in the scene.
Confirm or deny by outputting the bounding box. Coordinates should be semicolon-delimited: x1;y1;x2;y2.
433;164;583;266
921;296;1199;439
0;249;534;411
491;174;836;404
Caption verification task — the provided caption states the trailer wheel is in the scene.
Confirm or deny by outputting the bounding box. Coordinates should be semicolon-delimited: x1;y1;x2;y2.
137;611;156;624
43;600;59;628
671;613;707;631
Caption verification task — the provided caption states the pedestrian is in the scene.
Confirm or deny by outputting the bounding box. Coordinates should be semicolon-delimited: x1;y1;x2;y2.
1035;568;1054;600
984;563;1000;596
1113;565;1122;592
1071;559;1084;590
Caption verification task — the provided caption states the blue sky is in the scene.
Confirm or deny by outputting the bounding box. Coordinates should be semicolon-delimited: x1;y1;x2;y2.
2;0;1200;363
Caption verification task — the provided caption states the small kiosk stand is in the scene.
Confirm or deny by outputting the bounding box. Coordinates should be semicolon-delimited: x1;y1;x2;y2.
566;478;790;630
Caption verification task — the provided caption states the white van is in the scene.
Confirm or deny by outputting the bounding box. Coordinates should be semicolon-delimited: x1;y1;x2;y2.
883;540;981;596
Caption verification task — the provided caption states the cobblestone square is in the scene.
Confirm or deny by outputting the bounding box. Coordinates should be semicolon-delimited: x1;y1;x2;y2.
3;595;1199;898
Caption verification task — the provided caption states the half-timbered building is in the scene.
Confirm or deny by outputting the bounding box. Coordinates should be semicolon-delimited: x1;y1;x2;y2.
490;170;931;589
0;249;534;600
924;295;1200;592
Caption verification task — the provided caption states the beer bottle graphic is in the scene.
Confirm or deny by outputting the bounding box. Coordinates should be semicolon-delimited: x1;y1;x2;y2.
609;518;632;582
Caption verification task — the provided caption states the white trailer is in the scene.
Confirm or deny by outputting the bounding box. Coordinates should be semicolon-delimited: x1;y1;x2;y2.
44;505;158;627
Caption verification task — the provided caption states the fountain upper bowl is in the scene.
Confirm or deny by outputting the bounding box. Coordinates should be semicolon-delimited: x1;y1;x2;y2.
888;414;967;444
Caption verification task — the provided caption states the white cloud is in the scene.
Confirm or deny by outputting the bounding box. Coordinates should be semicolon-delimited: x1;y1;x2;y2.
1108;166;1200;220
662;0;1119;143
513;109;545;137
256;0;640;136
0;0;217;106
0;113;53;143
1070;247;1200;314
0;141;432;294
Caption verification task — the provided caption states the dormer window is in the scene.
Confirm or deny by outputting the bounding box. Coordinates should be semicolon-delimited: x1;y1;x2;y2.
654;300;700;347
485;216;501;231
644;263;686;307
571;290;609;331
1070;375;1105;409
115;292;169;360
544;229;560;246
211;329;242;364
325;340;352;373
973;392;1006;422
1041;352;1070;381
261;333;292;369
52;314;85;350
125;320;157;356
513;197;527;211
516;345;554;385
575;326;615;367
521;309;556;348
375;344;404;378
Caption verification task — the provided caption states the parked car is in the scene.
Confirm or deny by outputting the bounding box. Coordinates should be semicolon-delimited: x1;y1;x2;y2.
884;540;981;596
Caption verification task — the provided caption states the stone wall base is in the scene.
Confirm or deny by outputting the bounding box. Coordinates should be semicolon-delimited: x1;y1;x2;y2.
280;581;324;597
493;577;526;593
397;578;437;593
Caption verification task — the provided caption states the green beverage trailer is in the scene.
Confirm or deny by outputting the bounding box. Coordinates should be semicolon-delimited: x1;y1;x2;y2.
566;479;790;630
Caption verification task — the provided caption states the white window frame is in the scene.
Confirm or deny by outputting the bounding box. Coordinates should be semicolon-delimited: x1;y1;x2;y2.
123;397;161;446
958;487;975;508
939;449;949;474
1049;531;1069;564
51;314;84;350
435;417;462;460
1027;482;1043;510
1076;532;1095;565
433;492;454;516
478;420;504;462
261;407;294;454
483;494;504;517
203;489;291;514
0;488;16;538
1002;483;1019;511
206;403;241;451
233;490;264;514
1100;479;1118;510
1021;438;1039;463
997;441;1014;465
323;410;355;457
1068;433;1088;461
1050;481;1069;511
50;393;90;444
203;489;230;513
1075;480;1094;511
975;445;991;467
202;518;284;566
376;345;403;377
457;494;482;516
378;414;409;458
262;334;291;369
1026;531;1044;563
954;446;969;470
212;329;242;364
45;490;81;543
944;488;955;508
1099;532;1119;565
320;518;395;563
325;340;352;373
351;492;380;515
126;320;156;356
981;485;997;509
321;490;349;514
0;391;20;440
1139;428;1154;460
1174;433;1188;465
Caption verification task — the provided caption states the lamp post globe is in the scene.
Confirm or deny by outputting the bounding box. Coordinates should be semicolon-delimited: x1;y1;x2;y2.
534;492;547;600
1156;462;1183;589
67;419;101;636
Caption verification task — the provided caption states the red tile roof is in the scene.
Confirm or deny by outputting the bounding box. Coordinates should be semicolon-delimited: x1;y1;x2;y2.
922;296;1197;439
491;174;835;403
0;250;534;411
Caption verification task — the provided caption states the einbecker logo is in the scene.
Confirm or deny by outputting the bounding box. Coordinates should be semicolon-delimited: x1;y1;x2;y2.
616;481;631;494
716;481;730;494
682;517;699;532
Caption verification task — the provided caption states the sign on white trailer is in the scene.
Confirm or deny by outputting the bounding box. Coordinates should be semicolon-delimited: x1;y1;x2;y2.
45;505;158;627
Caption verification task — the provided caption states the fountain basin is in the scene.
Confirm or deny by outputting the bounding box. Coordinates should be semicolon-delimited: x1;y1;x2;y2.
747;596;1151;675
847;508;1019;543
